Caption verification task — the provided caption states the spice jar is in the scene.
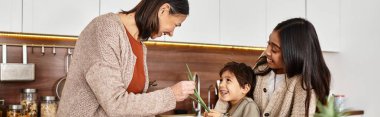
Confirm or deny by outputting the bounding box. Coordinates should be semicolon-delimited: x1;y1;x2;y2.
40;96;57;117
334;94;346;112
20;88;37;117
0;99;4;117
7;105;23;117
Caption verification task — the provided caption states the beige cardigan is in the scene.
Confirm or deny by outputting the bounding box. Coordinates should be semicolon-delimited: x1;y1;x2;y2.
57;13;176;117
254;71;316;117
216;68;316;117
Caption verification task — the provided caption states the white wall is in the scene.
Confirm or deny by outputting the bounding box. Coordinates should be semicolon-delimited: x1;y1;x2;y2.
323;0;380;116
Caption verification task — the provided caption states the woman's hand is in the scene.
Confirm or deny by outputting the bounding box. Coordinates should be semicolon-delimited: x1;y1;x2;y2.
204;109;222;117
170;81;195;101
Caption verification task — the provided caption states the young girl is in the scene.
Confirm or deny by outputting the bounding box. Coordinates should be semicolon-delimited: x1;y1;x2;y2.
205;61;260;117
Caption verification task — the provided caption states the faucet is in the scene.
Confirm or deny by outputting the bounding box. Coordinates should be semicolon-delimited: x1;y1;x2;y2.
207;80;220;109
191;74;202;116
207;84;218;109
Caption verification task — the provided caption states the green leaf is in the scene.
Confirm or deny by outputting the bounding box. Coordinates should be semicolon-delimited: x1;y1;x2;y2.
186;64;194;81
314;96;345;117
186;64;210;112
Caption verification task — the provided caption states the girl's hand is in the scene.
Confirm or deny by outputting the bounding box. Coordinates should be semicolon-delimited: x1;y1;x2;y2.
204;109;222;117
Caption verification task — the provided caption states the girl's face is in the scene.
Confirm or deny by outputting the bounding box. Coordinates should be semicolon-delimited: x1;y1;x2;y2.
219;70;250;105
265;31;285;72
151;3;187;39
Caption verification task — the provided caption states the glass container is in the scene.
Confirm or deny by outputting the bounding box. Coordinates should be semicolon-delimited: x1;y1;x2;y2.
7;105;23;117
20;88;38;117
40;96;57;117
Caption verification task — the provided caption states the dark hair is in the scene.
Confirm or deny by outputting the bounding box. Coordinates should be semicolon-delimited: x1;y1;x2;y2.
274;18;331;115
219;61;256;99
120;0;189;41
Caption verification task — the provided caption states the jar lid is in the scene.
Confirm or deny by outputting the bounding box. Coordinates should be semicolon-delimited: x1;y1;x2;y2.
22;88;37;93
333;94;345;97
42;96;56;101
8;105;23;110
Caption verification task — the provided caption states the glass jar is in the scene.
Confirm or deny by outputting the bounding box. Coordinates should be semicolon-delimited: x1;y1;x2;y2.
0;99;4;117
334;94;345;112
7;105;23;117
40;96;57;117
20;88;38;117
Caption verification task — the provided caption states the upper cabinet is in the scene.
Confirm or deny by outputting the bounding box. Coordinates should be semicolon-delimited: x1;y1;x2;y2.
266;0;306;35
220;0;305;47
0;0;340;51
156;0;221;44
220;0;267;47
0;0;22;32
22;0;99;35
307;0;340;52
99;0;140;14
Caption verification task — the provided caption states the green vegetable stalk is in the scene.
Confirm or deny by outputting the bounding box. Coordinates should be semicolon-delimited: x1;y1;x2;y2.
186;64;211;112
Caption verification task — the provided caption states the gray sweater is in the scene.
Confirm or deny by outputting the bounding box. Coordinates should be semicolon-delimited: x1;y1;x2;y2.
57;13;176;117
231;97;260;117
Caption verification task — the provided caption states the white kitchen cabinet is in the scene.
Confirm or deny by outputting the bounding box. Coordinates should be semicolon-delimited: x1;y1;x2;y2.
0;0;22;32
99;0;140;14
22;0;99;35
266;0;306;36
307;0;340;52
3;0;341;51
220;0;305;47
220;0;267;47
158;0;220;44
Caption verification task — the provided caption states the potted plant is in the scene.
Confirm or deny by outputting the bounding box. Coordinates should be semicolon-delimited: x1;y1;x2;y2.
315;96;347;117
